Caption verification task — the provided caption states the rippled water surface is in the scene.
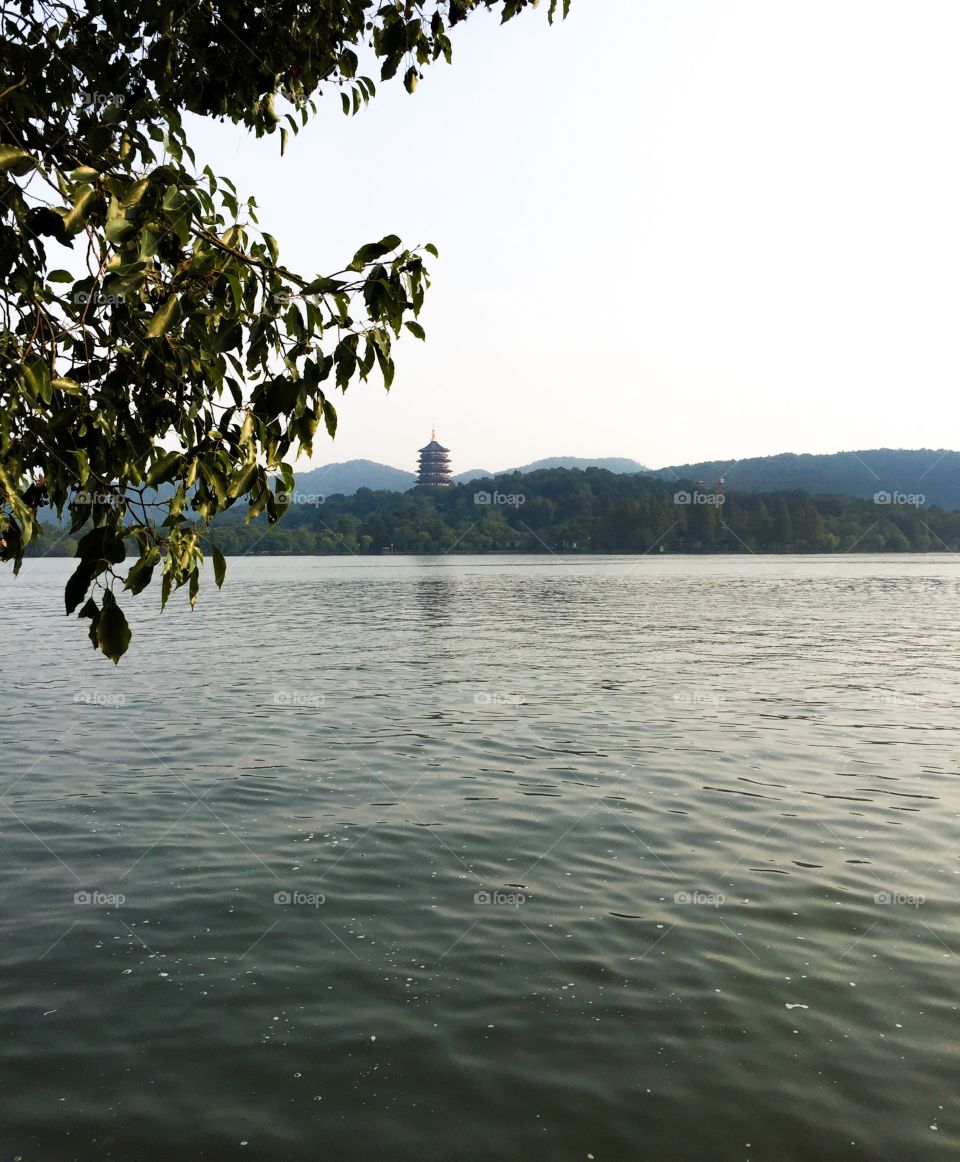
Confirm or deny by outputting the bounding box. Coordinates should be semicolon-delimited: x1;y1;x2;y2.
1;554;959;1161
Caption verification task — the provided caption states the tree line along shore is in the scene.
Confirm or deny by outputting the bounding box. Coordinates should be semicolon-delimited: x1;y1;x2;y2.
28;467;960;558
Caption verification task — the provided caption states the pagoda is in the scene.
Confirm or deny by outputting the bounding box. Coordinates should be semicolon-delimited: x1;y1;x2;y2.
416;429;452;487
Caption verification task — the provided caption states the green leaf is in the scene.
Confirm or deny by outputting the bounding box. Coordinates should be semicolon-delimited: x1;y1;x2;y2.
146;295;180;338
145;449;181;487
97;590;132;664
23;359;52;403
227;461;258;499
78;597;101;648
304;276;347;295
47;269;75;283
139;227;159;259
65;560;96;615
77;524;126;564
322;398;338;438
226;271;243;312
124;549;160;595
349;235;402;270
211;544;227;589
61;186;96;235
405;321;426;341
0;146;36;176
335;336;358;388
105;213;134;243
200;461;229;505
120;177;150;208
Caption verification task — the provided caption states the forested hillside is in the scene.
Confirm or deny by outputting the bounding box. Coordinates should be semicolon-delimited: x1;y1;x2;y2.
30;467;957;558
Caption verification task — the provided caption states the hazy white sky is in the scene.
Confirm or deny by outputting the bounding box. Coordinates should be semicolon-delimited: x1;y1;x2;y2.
191;0;960;474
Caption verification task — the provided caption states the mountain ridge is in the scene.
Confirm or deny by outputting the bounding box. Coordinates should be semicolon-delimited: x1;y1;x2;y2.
293;456;650;496
647;448;959;508
292;448;960;508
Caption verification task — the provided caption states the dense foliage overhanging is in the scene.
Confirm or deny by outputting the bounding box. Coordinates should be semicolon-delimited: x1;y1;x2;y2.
0;0;568;660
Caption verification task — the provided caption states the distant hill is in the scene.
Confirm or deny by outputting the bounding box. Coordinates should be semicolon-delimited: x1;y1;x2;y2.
452;468;494;484
293;459;415;496
292;450;959;504
650;449;960;509
293;456;648;496
180;465;960;556
510;456;648;475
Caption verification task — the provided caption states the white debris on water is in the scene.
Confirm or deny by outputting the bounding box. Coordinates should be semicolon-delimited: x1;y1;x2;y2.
785;1004;808;1010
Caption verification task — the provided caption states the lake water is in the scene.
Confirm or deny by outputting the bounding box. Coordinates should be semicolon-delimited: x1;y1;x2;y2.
1;554;958;1160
